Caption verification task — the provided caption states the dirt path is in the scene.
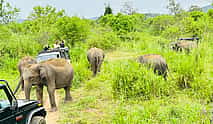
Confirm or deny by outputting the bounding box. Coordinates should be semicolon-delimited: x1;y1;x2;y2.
17;90;60;124
44;90;60;124
106;51;139;61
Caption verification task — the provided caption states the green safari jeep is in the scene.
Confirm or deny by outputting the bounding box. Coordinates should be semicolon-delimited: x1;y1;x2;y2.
0;80;46;124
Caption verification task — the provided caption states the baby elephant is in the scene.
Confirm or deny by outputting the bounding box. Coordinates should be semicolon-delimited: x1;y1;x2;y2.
138;54;168;79
170;41;197;53
87;47;105;76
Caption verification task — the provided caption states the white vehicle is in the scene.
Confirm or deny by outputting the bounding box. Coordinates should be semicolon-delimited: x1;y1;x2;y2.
36;47;70;63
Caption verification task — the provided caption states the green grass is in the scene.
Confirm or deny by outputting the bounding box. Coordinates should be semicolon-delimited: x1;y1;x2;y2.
57;39;213;123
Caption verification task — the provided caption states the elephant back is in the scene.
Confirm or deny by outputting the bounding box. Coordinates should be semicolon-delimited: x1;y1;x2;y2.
170;41;197;51
178;41;197;49
87;47;104;62
41;58;70;67
138;54;168;78
138;54;166;65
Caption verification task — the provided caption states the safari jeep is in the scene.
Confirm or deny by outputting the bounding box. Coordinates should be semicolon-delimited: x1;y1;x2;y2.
37;47;70;63
0;80;46;124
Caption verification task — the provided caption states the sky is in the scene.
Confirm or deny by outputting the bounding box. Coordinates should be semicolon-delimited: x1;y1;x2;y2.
7;0;212;19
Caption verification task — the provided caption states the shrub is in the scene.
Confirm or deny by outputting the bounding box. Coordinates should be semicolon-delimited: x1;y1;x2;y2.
98;13;138;38
112;97;209;124
55;16;90;46
70;45;92;88
162;26;180;40
110;60;175;100
86;27;120;50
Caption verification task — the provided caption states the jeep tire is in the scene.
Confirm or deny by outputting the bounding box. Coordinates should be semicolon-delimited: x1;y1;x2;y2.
30;116;46;124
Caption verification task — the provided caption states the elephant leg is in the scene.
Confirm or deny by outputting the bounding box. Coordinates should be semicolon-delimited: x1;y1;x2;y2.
36;85;43;105
98;62;102;72
47;86;57;112
64;86;72;102
92;64;96;76
20;77;24;91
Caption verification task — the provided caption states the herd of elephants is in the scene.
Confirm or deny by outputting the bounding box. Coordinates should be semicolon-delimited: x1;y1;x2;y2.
14;39;197;112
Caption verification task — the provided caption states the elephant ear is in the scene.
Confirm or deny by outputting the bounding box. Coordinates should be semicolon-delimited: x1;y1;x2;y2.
39;65;48;81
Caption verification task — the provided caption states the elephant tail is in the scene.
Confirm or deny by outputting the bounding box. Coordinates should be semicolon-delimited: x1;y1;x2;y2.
13;76;22;95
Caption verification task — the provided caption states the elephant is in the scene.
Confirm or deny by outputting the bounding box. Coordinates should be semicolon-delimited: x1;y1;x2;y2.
138;54;168;80
87;47;105;76
22;58;74;112
170;41;197;53
14;56;37;94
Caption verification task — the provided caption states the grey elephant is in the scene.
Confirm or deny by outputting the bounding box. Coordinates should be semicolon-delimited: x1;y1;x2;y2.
87;47;105;76
14;56;37;94
170;41;197;53
138;54;168;79
22;58;74;112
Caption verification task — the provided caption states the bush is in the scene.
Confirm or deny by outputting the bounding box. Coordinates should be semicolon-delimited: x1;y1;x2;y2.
112;96;209;124
86;27;120;50
98;13;138;38
55;16;90;46
162;26;181;40
148;15;175;35
110;60;175;100
70;45;92;88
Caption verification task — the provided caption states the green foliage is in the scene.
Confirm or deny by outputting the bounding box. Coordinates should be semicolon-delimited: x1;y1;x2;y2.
0;5;213;123
162;26;180;40
69;44;92;88
148;15;175;35
112;97;209;124
0;0;20;24
28;5;64;20
20;5;64;35
55;16;90;46
0;24;11;41
110;60;175;100
0;34;41;58
86;26;120;50
189;11;205;21
99;13;137;35
207;9;213;18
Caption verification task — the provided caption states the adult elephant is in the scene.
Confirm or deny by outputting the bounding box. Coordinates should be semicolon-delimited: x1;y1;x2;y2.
22;58;74;112
138;54;168;80
170;41;197;53
14;56;37;94
87;47;105;76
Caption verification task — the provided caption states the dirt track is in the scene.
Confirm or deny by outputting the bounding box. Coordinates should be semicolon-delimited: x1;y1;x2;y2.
44;90;60;124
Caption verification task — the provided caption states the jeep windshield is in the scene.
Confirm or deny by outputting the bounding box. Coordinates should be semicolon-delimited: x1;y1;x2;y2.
37;52;60;63
0;87;10;109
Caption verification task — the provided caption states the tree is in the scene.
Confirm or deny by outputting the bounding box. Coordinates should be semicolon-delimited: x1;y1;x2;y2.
0;0;20;24
120;1;137;15
28;5;64;21
55;16;90;46
104;3;113;16
167;0;183;15
188;5;202;12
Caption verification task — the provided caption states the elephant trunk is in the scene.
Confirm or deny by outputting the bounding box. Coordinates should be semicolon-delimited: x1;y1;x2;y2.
24;81;32;100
